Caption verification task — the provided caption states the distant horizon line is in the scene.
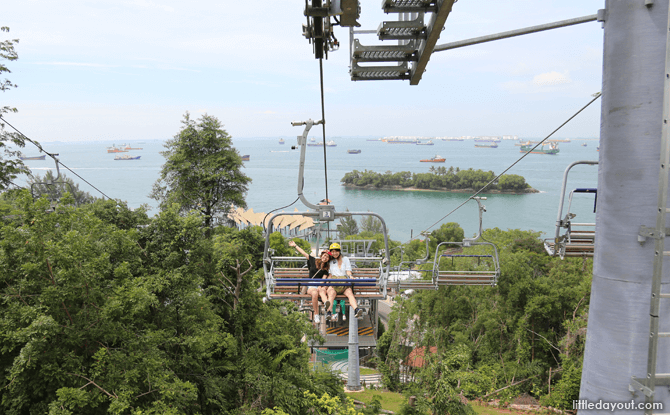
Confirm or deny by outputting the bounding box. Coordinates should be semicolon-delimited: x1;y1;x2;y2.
32;135;601;144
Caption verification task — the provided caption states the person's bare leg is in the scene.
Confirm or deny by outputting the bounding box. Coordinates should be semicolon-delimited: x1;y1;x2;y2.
326;287;337;306
308;287;319;318
318;286;329;304
343;288;358;310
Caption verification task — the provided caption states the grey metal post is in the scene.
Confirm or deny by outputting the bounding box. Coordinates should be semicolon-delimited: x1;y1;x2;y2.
347;306;361;391
433;15;598;52
579;0;670;411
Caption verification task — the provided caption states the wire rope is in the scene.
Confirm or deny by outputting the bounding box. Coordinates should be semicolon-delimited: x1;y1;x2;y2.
318;57;333;239
318;58;329;205
0;115;113;200
7;180;24;190
408;92;602;245
262;196;300;232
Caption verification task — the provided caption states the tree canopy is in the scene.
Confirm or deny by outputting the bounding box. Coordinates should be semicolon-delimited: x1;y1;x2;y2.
0;193;346;415
151;112;251;233
337;211;359;238
376;228;591;412
29;170;97;206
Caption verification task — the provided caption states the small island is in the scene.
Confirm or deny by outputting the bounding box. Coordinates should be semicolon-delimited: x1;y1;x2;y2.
341;167;538;194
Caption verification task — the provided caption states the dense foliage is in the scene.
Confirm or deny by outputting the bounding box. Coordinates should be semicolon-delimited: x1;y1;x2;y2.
0;193;343;414
341;168;530;192
377;228;591;411
29;170;97;206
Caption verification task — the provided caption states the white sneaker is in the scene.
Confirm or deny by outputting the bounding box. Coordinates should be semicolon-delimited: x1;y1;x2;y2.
314;314;321;324
342;312;347;321
332;313;339;322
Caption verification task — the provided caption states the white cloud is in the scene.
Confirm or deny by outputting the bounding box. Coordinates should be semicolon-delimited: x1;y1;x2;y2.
501;71;573;94
34;62;116;68
125;0;174;13
532;71;571;86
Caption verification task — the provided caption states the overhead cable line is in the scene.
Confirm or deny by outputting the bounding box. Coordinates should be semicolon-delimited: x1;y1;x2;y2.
408;92;603;245
318;57;332;237
0;115;113;200
7;180;24;190
319;58;329;205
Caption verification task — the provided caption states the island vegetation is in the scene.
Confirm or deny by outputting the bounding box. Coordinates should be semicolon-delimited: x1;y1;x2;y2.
341;167;536;193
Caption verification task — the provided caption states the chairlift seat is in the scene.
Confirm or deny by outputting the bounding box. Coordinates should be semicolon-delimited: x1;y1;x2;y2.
396;279;437;291
547;162;598;258
269;262;385;300
544;225;596;258
436;271;498;286
433;240;500;287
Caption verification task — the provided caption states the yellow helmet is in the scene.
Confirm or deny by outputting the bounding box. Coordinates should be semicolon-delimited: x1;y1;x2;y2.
329;242;341;250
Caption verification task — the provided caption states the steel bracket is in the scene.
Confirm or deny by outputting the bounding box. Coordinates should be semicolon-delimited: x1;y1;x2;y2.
631;377;654;398
638;225;670;244
631;376;670;397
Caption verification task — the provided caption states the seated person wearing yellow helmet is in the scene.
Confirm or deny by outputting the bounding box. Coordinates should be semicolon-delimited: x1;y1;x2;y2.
325;242;363;321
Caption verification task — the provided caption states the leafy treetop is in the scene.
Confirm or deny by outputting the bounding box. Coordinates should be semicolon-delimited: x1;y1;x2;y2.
151;112;251;234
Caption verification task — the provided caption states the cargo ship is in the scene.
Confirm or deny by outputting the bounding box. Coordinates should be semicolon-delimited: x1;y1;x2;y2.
420;155;446;162
520;142;560;154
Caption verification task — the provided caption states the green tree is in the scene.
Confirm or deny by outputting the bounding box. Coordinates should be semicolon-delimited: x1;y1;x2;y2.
0;193;344;414
498;174;529;191
380;227;592;410
151;112;251;234
338;211;359;237
0;26;28;191
0;194;223;414
429;222;464;254
269;231;291;257
360;215;385;235
29;170;96;206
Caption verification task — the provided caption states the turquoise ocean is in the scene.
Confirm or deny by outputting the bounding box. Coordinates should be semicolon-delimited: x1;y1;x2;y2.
16;137;600;244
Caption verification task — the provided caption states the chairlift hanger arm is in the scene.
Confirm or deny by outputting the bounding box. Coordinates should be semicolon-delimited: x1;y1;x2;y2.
292;119;326;211
463;197;487;245
414;232;432;265
554;161;598;240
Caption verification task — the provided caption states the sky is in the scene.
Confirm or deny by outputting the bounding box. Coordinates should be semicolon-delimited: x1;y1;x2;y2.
3;0;605;142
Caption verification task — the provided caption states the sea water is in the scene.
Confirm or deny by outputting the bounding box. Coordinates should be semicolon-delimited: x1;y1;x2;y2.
16;137;600;244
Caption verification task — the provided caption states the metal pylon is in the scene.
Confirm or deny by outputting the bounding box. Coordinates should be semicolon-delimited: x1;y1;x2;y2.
347;306;361;391
631;3;670;412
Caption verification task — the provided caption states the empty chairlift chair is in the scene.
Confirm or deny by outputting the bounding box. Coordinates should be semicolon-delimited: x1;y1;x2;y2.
395;233;438;291
432;197;500;286
30;158;79;212
543;160;598;259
